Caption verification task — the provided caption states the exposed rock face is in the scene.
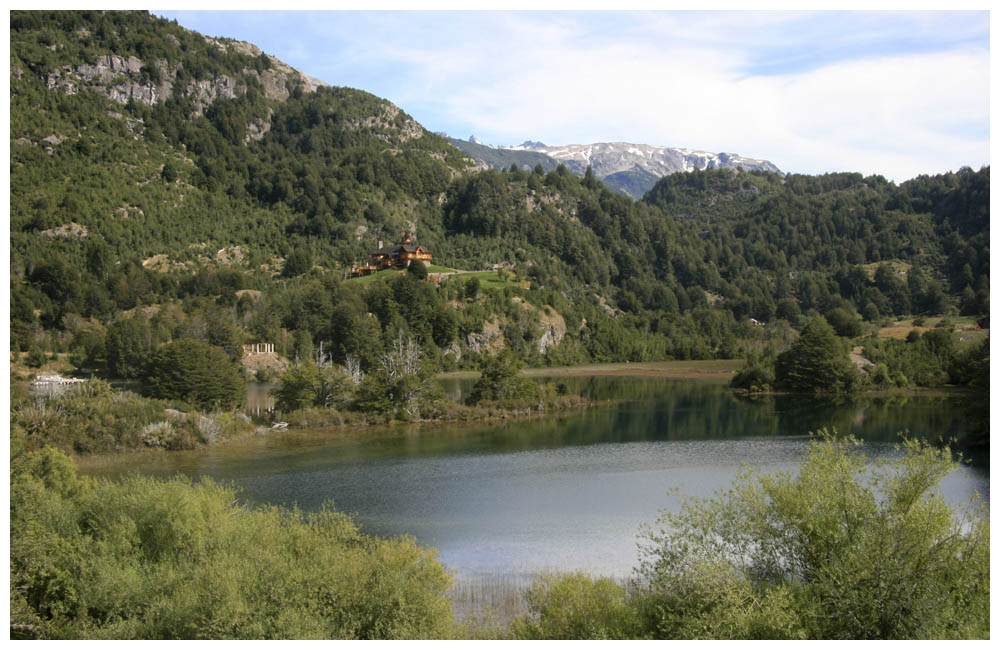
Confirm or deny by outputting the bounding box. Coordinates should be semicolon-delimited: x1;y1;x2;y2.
46;53;173;107
39;34;421;150
40;44;327;120
106;111;145;138
245;109;273;142
41;222;88;239
536;308;567;354
466;319;504;354
444;343;462;362
345;103;424;143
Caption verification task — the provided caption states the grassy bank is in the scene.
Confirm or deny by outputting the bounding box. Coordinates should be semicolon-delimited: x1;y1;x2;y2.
14;377;601;456
273;394;596;429
11;380;257;455
439;359;742;381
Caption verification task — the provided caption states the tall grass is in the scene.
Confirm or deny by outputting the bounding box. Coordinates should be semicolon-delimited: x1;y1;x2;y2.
448;571;533;637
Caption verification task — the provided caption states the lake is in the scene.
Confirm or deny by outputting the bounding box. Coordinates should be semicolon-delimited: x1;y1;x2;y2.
79;376;990;583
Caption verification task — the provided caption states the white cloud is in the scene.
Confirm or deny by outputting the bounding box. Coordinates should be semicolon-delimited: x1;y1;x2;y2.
159;10;989;181
381;14;988;181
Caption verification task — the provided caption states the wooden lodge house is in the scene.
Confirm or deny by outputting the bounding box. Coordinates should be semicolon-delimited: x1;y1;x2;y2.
350;235;432;277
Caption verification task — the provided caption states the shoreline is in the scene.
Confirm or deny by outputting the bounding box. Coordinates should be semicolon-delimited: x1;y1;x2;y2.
438;359;742;382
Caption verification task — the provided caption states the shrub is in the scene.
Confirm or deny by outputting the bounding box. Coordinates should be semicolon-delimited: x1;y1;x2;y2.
513;573;642;640
730;354;775;392
11;381;253;454
26;345;48;368
10;444;455;639
468;350;540;405
634;431;989;639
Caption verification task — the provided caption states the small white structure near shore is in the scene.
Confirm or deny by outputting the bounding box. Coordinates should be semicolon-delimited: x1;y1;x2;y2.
30;374;87;398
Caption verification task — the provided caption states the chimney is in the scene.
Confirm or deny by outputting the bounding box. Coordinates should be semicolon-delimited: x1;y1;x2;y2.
378;240;383;249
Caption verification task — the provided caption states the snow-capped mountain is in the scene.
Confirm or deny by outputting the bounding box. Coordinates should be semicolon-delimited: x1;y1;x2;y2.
446;137;782;199
506;141;780;179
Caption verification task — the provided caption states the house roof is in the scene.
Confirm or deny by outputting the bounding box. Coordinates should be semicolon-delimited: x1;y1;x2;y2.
369;241;430;256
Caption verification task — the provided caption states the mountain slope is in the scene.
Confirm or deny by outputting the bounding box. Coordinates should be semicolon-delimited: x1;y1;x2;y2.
447;136;560;174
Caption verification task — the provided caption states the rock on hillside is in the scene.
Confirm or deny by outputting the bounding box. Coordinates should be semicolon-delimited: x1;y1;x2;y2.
43;39;327;117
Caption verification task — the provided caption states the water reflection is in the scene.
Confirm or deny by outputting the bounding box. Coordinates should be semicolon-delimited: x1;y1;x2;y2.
81;377;990;579
246;383;277;416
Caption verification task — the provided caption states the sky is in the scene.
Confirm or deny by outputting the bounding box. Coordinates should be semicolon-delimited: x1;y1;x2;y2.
152;8;990;182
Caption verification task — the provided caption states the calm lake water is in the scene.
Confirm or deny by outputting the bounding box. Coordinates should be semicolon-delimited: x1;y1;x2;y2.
79;377;990;581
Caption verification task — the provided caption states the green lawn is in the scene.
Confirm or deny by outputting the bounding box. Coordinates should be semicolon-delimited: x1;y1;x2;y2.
344;269;400;285
453;270;530;291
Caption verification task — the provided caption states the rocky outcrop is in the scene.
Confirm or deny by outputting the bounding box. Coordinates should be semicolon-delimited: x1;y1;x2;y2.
466;319;505;354
536;308;567;354
40;222;88;239
46;53;172;107
40;44;327;125
240;349;289;381
345;103;424;144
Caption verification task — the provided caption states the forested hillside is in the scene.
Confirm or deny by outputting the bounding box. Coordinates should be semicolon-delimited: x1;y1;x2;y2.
10;10;990;387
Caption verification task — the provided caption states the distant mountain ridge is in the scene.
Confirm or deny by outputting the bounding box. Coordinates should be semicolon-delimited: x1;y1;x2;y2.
446;136;561;175
449;136;781;199
510;141;782;199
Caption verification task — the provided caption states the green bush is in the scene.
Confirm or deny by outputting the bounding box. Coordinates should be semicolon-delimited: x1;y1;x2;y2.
512;431;989;640
512;573;642;640
272;361;353;413
26;345;48;368
468;350;540;404
10;444;454;639
730;353;775;392
633;431;989;639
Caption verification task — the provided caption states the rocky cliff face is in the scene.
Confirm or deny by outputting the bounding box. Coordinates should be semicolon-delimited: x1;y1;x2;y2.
42;36;327;118
37;36;433;147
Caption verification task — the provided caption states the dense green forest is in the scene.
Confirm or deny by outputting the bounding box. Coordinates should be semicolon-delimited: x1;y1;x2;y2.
10;10;989;391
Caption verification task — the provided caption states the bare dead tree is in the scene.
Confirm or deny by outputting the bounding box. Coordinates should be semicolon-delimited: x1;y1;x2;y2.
345;354;364;385
380;332;422;379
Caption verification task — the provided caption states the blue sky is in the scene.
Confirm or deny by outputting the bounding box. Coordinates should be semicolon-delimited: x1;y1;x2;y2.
154;9;989;182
